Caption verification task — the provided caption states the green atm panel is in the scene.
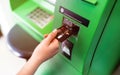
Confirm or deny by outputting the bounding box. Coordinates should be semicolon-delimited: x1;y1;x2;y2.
35;0;120;75
88;0;120;75
10;0;56;41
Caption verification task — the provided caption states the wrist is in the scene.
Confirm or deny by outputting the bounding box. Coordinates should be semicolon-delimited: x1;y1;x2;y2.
30;53;45;64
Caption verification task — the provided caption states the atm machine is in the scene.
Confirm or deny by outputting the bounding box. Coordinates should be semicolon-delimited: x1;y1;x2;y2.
34;0;120;75
9;0;120;75
10;0;56;41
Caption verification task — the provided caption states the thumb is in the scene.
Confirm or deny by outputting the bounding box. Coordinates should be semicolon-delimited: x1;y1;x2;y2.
45;29;58;44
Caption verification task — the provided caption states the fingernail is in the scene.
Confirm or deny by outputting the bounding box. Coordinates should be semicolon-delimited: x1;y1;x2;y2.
53;29;57;33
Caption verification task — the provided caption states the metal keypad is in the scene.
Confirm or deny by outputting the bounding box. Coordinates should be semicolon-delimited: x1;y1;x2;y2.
28;7;52;28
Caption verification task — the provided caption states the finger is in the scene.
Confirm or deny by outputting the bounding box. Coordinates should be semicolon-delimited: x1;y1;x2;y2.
49;39;59;48
45;29;58;44
44;34;48;38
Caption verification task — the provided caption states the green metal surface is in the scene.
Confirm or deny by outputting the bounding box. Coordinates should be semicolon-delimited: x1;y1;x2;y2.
35;54;80;75
10;0;120;75
88;0;120;75
53;0;116;74
10;0;55;41
35;0;119;75
10;0;27;10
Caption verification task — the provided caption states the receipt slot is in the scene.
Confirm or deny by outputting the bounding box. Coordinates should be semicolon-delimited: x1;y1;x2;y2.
35;0;120;75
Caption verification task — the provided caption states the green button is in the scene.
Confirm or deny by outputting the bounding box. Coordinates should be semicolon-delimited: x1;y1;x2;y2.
83;0;97;5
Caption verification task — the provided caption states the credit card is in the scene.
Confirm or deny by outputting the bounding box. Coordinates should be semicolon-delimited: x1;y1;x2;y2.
56;26;73;42
55;18;80;42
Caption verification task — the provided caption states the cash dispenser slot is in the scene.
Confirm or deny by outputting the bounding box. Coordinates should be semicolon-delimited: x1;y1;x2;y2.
61;40;73;59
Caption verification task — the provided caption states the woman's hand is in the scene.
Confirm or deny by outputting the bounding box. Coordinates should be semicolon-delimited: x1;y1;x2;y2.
32;29;59;62
17;29;59;75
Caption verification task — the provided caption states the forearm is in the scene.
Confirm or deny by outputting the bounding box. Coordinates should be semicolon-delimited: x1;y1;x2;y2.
17;29;59;75
17;55;43;75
